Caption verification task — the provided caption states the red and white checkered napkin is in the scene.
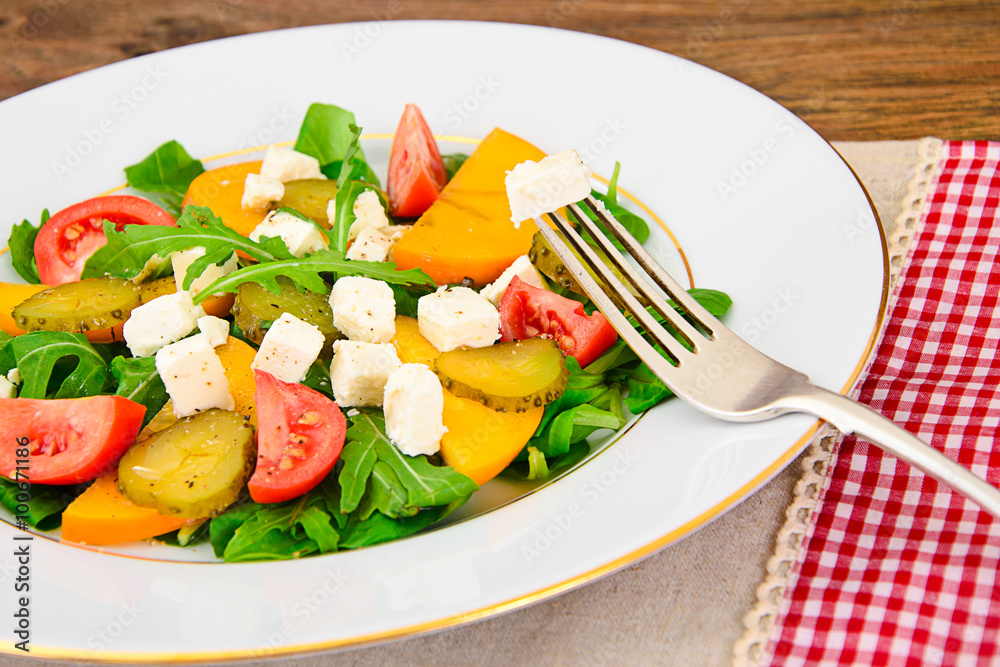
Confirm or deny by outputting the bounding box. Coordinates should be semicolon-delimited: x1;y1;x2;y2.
766;141;1000;666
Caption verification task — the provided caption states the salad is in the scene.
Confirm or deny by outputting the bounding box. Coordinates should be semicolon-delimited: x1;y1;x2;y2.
0;103;732;562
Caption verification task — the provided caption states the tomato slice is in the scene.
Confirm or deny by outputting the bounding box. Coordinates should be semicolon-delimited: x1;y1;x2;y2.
386;103;448;218
0;396;146;485
498;276;619;368
35;195;175;285
248;370;347;504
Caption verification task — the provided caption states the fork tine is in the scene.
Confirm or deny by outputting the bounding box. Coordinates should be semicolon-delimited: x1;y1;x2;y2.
566;199;708;349
574;196;724;338
536;211;691;366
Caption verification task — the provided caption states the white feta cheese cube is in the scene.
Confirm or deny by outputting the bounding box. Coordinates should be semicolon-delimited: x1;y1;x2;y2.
506;149;592;226
197;315;230;347
346;226;393;263
0;375;16;399
329;340;402;407
347;189;390;241
383;363;447;456
155;333;234;418
480;255;546;306
417;286;500;352
123;291;206;358
329;276;396;344
241;173;285;210
260;145;325;182
249;210;328;258
171;247;239;296
250;312;325;384
6;368;21;386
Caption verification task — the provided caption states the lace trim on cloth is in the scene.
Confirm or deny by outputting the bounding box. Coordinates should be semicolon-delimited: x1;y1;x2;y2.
731;137;945;667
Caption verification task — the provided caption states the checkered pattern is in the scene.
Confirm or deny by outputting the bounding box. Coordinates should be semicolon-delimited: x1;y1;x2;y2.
766;141;1000;666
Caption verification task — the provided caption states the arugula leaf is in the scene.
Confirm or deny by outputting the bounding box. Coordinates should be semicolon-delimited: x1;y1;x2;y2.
338;436;378;514
0;479;81;531
301;360;334;399
442;153;469;181
358;461;418;520
124;140;205;216
339;499;465;550
110;356;169;430
6;210;47;284
9;332;107;399
294;103;370;171
83;206;294;281
328;125;382;253
686;288;733;319
220;491;341;562
209;501;260;558
191;248;435;305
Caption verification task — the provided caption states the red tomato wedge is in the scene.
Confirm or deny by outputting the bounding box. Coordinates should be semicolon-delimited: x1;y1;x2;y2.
498;276;619;368
386;103;448;218
35;195;175;285
0;396;146;485
248;370;347;504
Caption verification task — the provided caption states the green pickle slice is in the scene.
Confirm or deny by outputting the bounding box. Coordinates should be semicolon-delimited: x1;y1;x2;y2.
231;276;341;355
276;179;340;228
528;231;647;308
12;277;141;333
118;409;255;518
434;338;569;412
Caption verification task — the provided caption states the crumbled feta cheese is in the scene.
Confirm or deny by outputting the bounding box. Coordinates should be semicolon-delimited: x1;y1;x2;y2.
347;189;390;241
6;368;21;386
259;145;325;182
251;312;325;384
329;276;396;344
0;375;16;399
241;173;285;210
480;255;546;306
506;149;592;226
155;333;234;417
131;253;169;284
171;247;239;296
123;291;206;358
383;363;447;456
329;340;402;407
417;286;500;352
197;315;230;348
346;226;393;262
379;224;411;244
249;210;329;258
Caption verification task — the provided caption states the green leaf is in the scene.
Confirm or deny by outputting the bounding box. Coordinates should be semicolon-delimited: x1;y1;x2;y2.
110;356;169;430
687;288;733;319
295;505;340;554
339;500;465;549
442;153;469;181
329;180;372;253
301;361;334;399
123;140;205;216
10;331;107;399
82;205;293;281
209;501;261;558
6;210;47;284
294;103;369;171
222;495;336;562
618;362;673;413
359;461;417;520
190;248;435;304
338;437;377;514
538;404;624;458
501;441;590;482
526;447;549;480
0;479;82;531
351;411;479;507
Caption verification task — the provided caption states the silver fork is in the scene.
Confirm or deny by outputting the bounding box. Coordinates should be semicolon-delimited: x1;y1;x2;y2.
534;196;1000;519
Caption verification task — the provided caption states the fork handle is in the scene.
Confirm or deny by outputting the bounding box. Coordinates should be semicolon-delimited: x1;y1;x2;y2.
788;387;1000;519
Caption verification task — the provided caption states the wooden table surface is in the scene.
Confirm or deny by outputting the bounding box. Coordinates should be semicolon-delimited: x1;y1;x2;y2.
2;0;998;141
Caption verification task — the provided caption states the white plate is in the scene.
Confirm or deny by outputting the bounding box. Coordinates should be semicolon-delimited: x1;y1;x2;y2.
0;21;886;661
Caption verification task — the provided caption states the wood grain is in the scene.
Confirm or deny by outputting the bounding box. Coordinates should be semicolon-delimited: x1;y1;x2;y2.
1;0;998;141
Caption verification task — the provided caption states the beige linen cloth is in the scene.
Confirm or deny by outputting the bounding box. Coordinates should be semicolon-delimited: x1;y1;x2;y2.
0;139;941;667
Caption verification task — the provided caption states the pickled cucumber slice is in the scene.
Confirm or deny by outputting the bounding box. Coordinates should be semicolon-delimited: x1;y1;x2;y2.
528;231;647;308
118;409;255;518
231;276;341;355
12;277;141;333
435;338;569;412
276;179;340;228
